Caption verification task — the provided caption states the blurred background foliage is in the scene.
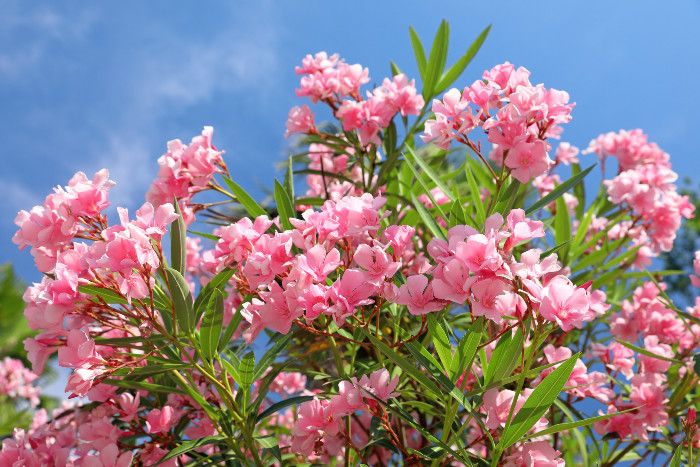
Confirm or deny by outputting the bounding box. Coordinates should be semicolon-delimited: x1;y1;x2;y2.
0;264;58;437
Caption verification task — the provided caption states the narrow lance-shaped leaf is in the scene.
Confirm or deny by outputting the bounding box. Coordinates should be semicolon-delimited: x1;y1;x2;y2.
170;199;187;274
411;193;447;240
525;164;596;215
199;290;224;361
435;24;491;93
427;315;453;374
222;176;266;218
284;155;295;201
164;267;194;334
256;395;315;423
193;268;235;324
274;179;295;231
484;327;523;385
408;26;427;79
421;20;450;99
238;352;256;389
498;353;579;449
405;146;456;201
449;318;483;383
554;196;571;264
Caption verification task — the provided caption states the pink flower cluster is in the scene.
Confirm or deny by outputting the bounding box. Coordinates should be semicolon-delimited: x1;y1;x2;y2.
0;357;40;407
289;51;423;146
422;62;574;183
593;280;700;440
13;169;115;272
586;129;694;256
291;368;398;458
16;170;178;396
146;126;224;224
425;211;607;330
0;390;214;466
196;197;606;341
336;73;424;146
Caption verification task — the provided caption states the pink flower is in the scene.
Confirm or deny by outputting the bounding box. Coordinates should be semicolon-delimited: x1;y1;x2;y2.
382;225;415;257
116;392;141;422
504;441;564;467
327;269;376;323
291;398;342;457
638;335;673;374
539;275;593;331
470;277;519;322
255;282;302;335
146;126;223;209
270;372;308;395
352;368;399;402
58;329;103;369
285;105;316;137
80;443;133;467
554;142;579;165
505;139;552;183
394;275;445;315
145;406;175;434
353;244;400;282
455;234;503;273
297;244;342;283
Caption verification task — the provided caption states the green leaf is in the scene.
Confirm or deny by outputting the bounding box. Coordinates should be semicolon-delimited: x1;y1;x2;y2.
525;164;596;215
161;436;226;462
554;196;571;263
187;229;220;241
435;25;491;93
219;308;243;351
199;290;224;361
164;267;194;334
78;285;127;304
449;318;483;383
615;339;682;364
222;176;266;218
498;353;579;449
285;156;295;201
465;160;486;227
422;20;450;99
170;198;187;274
193;268;235;325
256;395;314;422
669;445;682;467
408;26;427;79
404;146;455;201
484;328;523;385
411;193;446;240
238;352;256;388
427;315;453;374
103;378;185;395
523;406;637;440
274;179;295;231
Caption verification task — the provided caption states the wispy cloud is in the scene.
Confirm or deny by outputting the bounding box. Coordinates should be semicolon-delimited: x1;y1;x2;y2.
0;1;97;78
88;4;281;207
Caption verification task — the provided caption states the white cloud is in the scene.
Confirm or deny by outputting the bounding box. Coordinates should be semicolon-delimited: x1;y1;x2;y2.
0;1;97;78
90;6;281;207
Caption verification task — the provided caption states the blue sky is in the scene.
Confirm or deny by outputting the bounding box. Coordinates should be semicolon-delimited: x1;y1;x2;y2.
2;0;699;283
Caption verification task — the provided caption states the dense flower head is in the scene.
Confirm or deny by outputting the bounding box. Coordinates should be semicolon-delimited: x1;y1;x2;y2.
422;62;574;182
586;129;694;256
13;169;115;272
146;126;224;223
